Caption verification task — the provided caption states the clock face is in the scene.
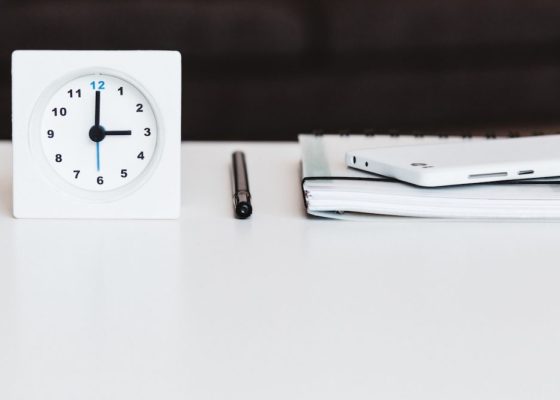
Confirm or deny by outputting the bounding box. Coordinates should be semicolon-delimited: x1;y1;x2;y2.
40;74;158;191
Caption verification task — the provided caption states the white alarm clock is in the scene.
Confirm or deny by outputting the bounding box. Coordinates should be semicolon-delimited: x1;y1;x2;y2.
12;50;181;219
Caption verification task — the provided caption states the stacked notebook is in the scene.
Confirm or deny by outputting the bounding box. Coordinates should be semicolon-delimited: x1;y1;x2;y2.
300;132;560;219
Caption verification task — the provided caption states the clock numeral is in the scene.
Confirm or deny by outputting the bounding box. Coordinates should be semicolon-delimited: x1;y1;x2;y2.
90;80;105;90
144;128;151;136
55;154;62;163
121;169;128;178
137;151;145;160
97;176;104;185
73;170;80;179
67;89;81;98
47;129;54;139
136;104;143;113
52;107;67;117
118;87;124;96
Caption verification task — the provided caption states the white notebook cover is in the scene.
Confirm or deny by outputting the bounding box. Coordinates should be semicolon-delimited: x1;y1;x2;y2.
300;132;560;219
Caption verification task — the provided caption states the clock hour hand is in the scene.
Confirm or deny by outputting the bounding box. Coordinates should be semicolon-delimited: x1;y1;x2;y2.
105;130;132;136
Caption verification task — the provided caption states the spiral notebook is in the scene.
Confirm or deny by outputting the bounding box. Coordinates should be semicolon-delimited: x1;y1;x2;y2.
300;130;560;219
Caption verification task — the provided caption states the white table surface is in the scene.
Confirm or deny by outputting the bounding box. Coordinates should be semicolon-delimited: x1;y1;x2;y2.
0;141;559;400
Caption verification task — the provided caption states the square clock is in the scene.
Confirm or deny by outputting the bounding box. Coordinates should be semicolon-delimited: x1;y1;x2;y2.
12;50;181;219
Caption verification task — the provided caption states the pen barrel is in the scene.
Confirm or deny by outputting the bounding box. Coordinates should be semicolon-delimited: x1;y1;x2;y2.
232;151;252;218
234;190;251;205
232;151;250;192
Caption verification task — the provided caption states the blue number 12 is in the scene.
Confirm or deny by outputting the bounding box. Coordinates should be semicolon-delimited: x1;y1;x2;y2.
90;80;105;90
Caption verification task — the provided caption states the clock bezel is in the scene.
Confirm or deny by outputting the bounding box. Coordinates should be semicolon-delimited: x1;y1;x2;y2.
28;68;165;202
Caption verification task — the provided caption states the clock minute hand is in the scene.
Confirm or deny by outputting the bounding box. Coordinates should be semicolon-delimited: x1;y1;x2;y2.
105;130;132;136
95;90;100;126
93;90;102;172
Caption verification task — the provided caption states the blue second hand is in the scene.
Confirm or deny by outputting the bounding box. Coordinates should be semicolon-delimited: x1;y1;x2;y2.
96;142;100;172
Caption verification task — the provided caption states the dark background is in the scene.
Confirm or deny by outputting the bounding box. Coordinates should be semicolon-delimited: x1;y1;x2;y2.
2;0;560;140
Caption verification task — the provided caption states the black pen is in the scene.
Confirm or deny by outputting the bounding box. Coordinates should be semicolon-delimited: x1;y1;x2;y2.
232;151;253;219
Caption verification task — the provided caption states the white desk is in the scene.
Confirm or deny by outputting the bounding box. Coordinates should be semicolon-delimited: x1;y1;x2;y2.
0;141;559;400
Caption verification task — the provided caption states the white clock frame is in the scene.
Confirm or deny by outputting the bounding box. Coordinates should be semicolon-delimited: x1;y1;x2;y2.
12;50;182;219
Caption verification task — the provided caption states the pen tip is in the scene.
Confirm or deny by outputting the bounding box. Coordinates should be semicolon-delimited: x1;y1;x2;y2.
236;202;252;219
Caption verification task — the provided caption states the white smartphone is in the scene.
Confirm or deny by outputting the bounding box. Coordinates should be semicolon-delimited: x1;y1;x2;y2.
346;135;560;187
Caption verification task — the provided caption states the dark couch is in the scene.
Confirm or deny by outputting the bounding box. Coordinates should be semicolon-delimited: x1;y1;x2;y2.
3;0;560;140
